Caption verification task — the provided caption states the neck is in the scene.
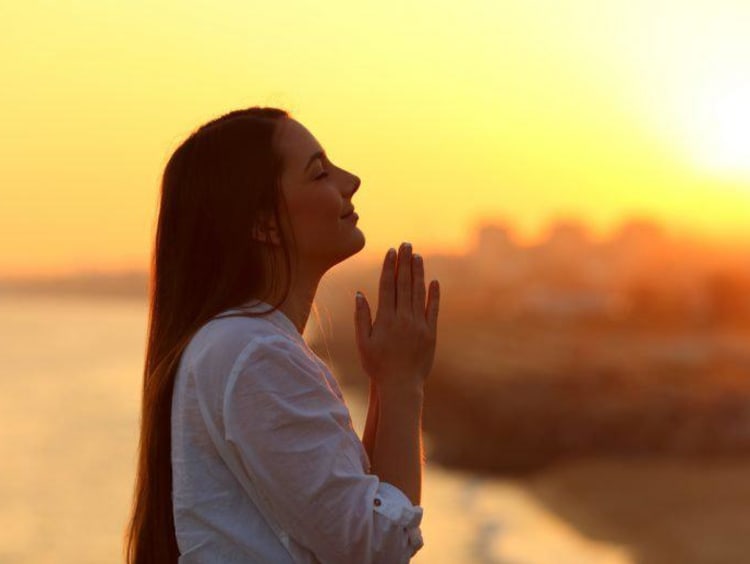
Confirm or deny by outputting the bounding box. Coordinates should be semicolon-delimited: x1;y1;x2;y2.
259;251;324;336
276;282;318;335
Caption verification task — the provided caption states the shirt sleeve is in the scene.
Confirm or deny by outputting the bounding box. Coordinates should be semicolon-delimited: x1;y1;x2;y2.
221;334;425;564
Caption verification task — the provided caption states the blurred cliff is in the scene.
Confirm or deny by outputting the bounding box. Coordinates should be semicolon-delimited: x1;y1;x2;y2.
312;216;750;475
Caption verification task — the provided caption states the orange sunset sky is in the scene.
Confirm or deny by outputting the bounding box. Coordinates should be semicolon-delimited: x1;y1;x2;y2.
2;0;749;277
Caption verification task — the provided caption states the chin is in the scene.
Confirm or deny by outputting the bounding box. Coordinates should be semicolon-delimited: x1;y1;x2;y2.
351;227;366;250
333;231;366;266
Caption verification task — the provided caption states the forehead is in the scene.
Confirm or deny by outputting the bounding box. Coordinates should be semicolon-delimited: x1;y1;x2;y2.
275;118;323;168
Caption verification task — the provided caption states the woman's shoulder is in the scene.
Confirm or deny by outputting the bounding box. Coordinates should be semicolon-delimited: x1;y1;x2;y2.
182;309;290;378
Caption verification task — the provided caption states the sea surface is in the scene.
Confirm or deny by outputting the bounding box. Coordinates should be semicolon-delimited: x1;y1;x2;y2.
5;293;746;563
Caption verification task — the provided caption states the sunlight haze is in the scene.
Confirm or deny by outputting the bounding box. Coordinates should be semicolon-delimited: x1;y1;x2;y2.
2;0;749;276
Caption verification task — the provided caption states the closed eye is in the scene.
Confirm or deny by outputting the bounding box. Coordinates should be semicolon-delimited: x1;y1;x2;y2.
315;171;329;180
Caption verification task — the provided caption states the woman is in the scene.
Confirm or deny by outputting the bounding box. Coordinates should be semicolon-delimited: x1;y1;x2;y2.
124;106;440;563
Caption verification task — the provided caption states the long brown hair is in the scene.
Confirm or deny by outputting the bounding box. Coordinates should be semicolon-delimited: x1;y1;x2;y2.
124;106;297;563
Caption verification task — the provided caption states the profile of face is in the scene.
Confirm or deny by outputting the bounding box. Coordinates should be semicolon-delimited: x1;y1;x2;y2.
253;117;364;274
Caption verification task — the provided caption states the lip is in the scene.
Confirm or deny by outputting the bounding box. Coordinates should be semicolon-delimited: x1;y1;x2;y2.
341;209;356;219
342;211;358;221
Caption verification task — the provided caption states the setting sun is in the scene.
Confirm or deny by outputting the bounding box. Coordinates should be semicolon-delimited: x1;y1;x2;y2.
681;75;750;177
1;0;749;276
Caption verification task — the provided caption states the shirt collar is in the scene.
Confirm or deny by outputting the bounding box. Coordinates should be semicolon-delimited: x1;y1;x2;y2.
234;298;303;343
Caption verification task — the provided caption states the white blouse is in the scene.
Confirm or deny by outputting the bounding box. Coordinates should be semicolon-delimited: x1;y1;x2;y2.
171;299;425;563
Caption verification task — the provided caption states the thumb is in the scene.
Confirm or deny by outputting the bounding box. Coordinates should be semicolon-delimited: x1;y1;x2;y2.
354;290;372;347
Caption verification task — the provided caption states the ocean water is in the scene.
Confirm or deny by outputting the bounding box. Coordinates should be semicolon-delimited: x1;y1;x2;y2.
0;294;633;563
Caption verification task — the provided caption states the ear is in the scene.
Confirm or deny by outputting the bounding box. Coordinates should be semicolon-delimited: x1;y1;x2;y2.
251;215;282;246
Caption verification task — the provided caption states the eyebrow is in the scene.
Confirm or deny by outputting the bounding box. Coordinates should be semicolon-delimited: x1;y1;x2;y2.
304;150;326;173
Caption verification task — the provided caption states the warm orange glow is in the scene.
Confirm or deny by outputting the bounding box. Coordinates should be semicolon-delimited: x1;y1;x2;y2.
1;1;749;277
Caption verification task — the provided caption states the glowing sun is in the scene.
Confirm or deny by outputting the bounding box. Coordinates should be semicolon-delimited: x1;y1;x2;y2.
683;77;750;177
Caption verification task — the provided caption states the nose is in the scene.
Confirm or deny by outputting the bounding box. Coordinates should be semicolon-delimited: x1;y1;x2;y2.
346;174;360;197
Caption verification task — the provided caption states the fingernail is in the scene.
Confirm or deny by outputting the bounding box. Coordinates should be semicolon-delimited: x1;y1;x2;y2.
356;291;363;306
414;253;422;262
388;248;396;260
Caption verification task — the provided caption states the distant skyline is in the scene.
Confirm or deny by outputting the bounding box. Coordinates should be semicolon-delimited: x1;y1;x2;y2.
2;1;749;277
2;213;745;287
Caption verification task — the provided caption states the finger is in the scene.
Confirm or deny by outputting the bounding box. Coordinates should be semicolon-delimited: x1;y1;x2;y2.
354;290;372;344
412;253;426;319
426;280;440;336
377;247;396;318
396;242;412;315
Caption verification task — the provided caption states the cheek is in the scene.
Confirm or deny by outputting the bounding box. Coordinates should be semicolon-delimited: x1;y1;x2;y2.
311;190;342;219
289;195;340;234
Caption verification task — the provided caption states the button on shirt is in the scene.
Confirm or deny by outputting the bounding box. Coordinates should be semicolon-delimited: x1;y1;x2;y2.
171;299;425;563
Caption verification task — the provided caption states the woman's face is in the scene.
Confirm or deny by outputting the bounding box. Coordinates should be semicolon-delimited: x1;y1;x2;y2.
262;117;364;272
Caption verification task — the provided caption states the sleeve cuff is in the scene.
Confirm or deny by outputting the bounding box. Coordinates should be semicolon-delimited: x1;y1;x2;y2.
373;480;425;554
